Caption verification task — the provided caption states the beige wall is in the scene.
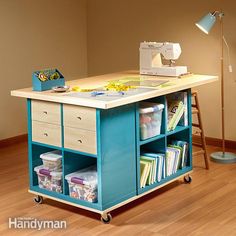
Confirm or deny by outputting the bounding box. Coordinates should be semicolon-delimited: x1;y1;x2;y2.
87;0;236;141
2;0;236;141
1;0;87;140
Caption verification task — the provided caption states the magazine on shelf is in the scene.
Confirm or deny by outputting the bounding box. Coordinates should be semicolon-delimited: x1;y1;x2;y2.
166;92;188;131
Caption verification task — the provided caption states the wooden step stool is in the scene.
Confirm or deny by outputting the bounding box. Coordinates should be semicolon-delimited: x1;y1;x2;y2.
192;91;210;169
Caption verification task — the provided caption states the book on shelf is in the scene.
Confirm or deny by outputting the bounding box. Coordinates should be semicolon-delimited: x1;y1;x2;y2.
140;160;151;188
140;153;165;188
140;156;156;185
167;92;188;131
166;147;182;176
170;140;189;167
166;140;189;174
143;153;165;182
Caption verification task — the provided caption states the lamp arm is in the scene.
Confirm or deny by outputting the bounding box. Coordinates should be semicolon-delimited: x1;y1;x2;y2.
211;11;224;18
223;36;233;73
212;11;232;73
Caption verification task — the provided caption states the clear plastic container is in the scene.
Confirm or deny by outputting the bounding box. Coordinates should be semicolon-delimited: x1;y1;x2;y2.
34;165;62;193
65;165;97;203
40;150;62;171
139;102;164;140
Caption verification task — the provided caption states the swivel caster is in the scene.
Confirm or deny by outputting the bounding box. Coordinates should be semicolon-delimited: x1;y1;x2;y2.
101;213;112;224
34;195;43;204
184;175;192;184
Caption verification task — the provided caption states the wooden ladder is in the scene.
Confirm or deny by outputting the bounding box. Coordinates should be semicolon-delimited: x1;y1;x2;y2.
192;91;210;169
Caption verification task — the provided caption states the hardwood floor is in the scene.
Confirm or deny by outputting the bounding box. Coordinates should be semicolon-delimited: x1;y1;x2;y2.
0;142;236;236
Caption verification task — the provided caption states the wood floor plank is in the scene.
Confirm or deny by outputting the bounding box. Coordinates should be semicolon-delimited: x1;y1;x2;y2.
0;142;236;235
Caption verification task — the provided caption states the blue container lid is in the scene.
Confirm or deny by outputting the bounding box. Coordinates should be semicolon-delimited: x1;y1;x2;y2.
139;102;164;114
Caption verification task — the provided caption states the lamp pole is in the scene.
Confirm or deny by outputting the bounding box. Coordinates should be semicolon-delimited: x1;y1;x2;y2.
196;11;236;163
220;14;225;155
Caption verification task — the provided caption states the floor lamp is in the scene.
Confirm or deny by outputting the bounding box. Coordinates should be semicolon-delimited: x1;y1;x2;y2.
196;11;236;163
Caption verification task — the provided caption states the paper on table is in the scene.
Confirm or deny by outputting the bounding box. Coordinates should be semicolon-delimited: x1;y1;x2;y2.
123;80;169;87
64;87;156;102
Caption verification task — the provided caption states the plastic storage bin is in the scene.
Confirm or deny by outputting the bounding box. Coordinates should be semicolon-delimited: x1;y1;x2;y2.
40;150;62;171
139;102;164;140
65;165;97;203
34;165;62;193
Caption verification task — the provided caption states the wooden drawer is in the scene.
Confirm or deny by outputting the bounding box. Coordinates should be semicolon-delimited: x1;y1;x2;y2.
63;105;96;131
32;121;61;147
64;127;97;154
32;100;61;125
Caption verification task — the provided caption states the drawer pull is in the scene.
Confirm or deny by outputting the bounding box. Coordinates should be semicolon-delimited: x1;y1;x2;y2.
77;139;83;143
77;116;82;120
43;133;48;137
43;111;48;115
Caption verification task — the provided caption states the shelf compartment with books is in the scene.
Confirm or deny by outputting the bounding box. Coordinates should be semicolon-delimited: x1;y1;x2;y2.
138;166;192;195
138;138;166;190
138;134;191;194
167;128;191;168
166;90;190;134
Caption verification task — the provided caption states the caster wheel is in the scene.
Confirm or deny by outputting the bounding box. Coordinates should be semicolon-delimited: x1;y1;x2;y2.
184;175;192;184
34;195;43;204
101;213;112;224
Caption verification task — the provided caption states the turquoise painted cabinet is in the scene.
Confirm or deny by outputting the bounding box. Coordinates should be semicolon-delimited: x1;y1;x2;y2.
26;89;192;221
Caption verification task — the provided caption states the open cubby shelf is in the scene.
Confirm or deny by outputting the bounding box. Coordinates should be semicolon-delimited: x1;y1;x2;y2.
31;146;100;207
27;88;192;214
138;166;192;195
30;185;101;210
136;89;192;191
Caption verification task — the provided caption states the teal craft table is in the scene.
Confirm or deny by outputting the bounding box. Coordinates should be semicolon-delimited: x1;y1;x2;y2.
11;71;217;223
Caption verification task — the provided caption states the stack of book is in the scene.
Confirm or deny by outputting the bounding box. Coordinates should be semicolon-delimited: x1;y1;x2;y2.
167;92;188;131
140;153;165;188
140;140;188;188
171;140;188;168
166;140;188;176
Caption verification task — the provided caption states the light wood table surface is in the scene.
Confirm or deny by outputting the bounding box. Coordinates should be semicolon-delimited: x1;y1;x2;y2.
11;71;218;109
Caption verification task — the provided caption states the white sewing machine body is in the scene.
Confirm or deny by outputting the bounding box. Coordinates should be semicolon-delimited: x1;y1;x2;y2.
139;42;188;77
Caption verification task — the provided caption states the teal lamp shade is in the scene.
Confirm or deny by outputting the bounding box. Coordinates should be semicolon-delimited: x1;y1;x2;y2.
195;13;216;34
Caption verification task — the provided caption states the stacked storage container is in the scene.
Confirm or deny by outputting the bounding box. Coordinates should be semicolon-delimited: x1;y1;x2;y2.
34;151;63;193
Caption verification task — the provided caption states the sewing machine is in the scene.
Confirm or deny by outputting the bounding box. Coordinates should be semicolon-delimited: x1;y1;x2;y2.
139;42;188;77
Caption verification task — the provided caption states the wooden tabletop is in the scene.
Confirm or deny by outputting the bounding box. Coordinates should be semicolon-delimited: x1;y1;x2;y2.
11;71;218;109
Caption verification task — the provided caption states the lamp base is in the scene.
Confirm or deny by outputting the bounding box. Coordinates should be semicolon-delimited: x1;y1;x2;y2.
210;152;236;164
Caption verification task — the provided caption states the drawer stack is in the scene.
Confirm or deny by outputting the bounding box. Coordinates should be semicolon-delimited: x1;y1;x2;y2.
63;105;97;155
31;100;97;155
31;100;62;147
